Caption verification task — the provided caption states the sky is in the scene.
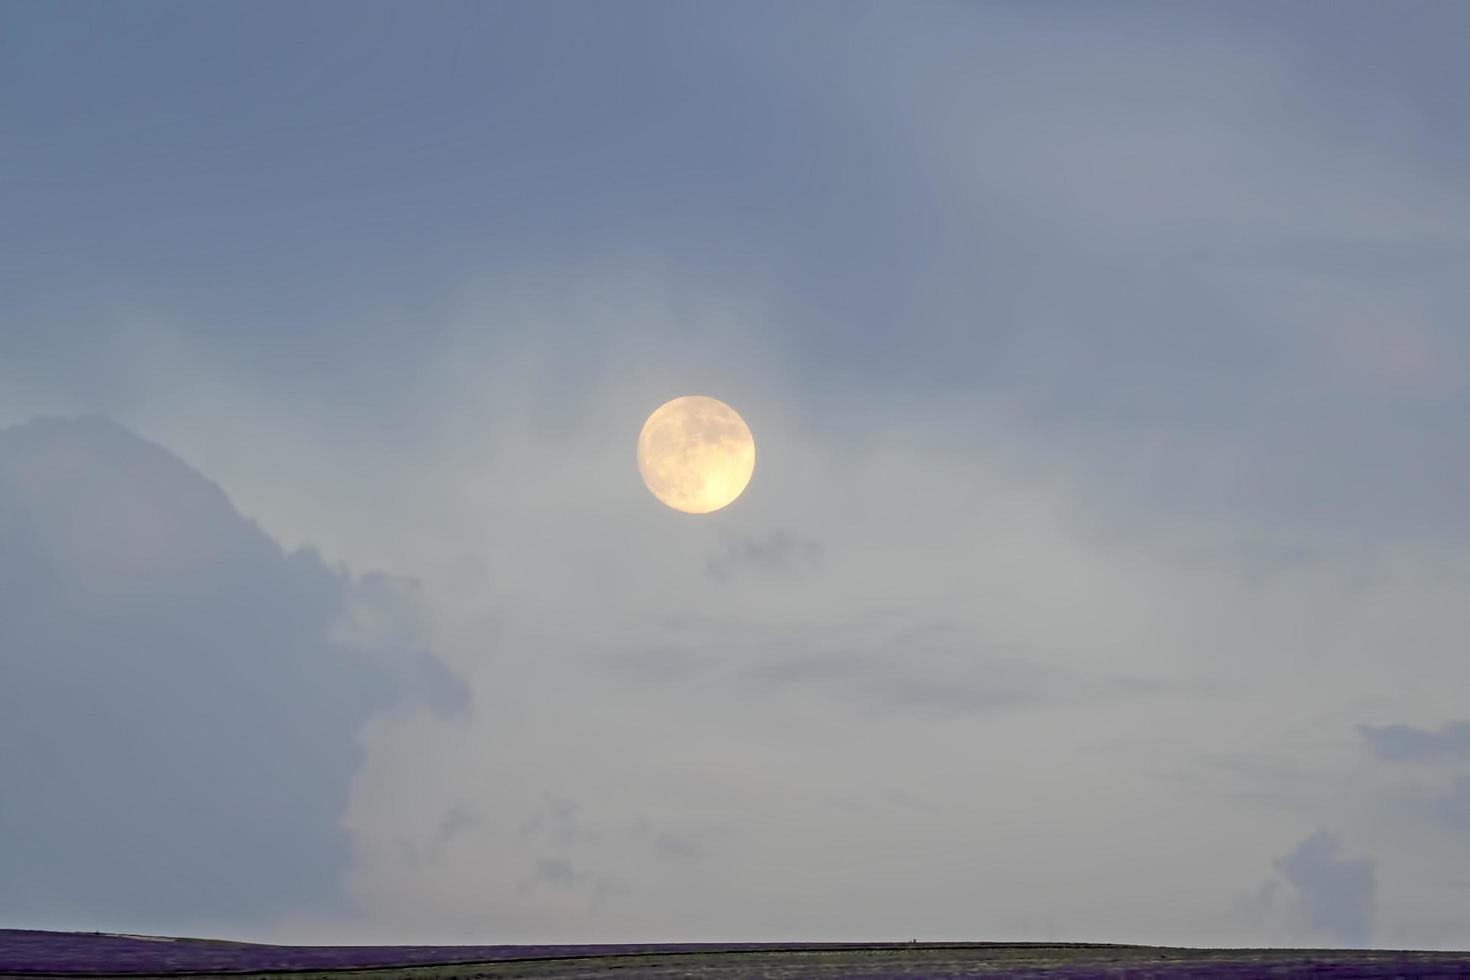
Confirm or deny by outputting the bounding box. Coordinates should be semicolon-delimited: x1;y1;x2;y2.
3;0;1470;951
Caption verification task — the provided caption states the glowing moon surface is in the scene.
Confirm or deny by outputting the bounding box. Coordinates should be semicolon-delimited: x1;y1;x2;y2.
637;396;755;514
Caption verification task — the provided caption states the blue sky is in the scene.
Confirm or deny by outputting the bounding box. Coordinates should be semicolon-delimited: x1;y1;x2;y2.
3;0;1470;949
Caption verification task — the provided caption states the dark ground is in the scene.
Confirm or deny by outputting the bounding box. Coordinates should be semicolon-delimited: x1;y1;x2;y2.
5;931;1470;979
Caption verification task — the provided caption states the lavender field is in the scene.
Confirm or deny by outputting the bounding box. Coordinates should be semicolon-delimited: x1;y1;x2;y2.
4;931;1470;979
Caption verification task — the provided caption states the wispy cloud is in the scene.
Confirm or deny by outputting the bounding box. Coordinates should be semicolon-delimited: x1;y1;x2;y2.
705;529;823;582
1359;721;1470;763
1436;778;1470;834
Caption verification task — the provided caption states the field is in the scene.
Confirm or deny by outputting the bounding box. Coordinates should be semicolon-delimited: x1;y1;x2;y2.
4;930;1470;979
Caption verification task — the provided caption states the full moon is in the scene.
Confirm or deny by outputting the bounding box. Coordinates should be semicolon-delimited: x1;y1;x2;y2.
637;395;755;514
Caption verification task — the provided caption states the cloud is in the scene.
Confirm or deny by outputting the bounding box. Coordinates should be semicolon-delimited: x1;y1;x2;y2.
1229;878;1281;932
519;793;601;847
629;816;713;864
333;571;471;717
596;645;710;685
1272;830;1376;947
705;529;823;582
629;614;1214;719
1436;778;1470;834
740;648;1047;715
597;614;1061;717
514;857;627;912
0;416;465;933
1359;721;1470;763
522;859;583;893
512;801;629;912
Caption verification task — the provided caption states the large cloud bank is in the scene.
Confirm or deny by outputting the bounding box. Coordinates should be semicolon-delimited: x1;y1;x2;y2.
0;416;463;933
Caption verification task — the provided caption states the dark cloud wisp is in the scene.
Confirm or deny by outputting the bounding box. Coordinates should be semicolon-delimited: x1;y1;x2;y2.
1359;721;1470;763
